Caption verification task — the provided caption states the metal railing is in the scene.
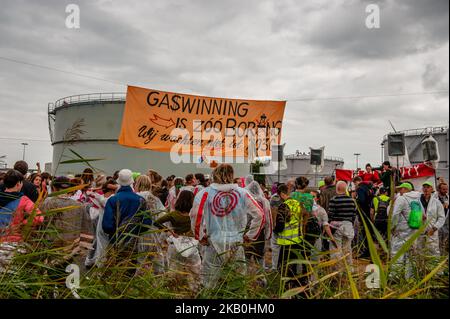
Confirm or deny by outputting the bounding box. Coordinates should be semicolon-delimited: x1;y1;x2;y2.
285;153;344;162
48;92;126;114
382;126;448;141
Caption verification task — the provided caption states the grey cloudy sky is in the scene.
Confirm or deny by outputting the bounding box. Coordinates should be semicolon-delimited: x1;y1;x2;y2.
0;0;448;170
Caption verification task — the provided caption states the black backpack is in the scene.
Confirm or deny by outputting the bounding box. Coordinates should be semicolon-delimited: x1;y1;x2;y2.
375;196;389;223
303;215;322;246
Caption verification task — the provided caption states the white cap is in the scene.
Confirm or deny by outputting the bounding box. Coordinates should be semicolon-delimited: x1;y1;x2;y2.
117;169;134;186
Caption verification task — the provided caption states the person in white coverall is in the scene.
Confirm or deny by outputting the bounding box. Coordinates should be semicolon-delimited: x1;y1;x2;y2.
134;175;168;274
245;181;272;268
190;164;265;289
390;183;424;280
417;182;445;264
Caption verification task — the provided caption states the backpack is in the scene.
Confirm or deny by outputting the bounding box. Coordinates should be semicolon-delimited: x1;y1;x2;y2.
375;196;389;223
407;200;423;229
302;214;322;246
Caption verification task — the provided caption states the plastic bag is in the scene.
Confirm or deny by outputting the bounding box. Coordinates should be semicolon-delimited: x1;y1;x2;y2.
167;235;199;258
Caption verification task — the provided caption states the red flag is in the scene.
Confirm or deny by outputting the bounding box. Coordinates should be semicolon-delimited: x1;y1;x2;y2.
335;169;353;182
400;163;435;180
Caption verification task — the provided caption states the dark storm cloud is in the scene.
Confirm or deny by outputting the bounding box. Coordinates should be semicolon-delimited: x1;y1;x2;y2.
0;0;448;167
272;0;449;60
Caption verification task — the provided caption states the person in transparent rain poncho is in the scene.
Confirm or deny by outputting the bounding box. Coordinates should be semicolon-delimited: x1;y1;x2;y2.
390;183;425;280
416;182;445;270
190;164;265;289
166;177;185;211
84;178;118;268
134;175;168;274
154;190;201;291
245;181;272;270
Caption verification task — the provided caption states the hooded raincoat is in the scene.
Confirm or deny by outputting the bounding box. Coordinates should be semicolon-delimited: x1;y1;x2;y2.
136;190;168;273
391;190;424;278
417;195;445;257
190;183;265;288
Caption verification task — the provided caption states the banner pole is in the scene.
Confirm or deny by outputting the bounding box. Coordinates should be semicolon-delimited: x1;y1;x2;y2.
278;159;280;184
396;155;399;186
315;164;318;188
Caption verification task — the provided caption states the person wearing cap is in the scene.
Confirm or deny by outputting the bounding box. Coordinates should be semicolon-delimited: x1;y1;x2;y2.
370;187;390;240
318;176;337;255
318;180;326;192
417;181;445;260
131;172;141;181
390;182;423;279
102;169;150;249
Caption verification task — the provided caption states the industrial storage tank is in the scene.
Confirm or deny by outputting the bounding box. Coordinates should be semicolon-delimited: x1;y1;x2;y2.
381;126;449;182
48;93;250;177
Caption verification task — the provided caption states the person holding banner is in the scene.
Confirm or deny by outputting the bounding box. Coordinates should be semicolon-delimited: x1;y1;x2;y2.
359;163;380;184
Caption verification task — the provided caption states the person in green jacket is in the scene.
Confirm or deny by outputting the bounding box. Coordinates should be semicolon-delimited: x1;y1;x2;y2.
154;190;201;291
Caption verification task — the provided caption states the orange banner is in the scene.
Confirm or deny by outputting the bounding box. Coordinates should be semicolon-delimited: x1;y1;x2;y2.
118;86;286;158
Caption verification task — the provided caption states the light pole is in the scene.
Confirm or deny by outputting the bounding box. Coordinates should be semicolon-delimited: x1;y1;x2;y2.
353;153;361;172
21;143;28;161
380;142;385;163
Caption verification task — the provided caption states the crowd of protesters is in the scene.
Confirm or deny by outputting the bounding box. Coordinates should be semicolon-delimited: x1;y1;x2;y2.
0;159;448;295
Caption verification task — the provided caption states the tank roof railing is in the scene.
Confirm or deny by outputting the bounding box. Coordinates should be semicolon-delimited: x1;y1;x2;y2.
285;153;344;163
48;92;126;114
382;126;449;141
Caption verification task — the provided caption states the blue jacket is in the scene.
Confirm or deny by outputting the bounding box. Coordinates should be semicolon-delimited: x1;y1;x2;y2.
102;186;151;243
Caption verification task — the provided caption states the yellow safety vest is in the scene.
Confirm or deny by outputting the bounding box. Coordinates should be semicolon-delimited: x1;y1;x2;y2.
277;198;302;245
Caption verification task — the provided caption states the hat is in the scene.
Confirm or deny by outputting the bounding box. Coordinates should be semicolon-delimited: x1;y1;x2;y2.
132;172;141;180
117;169;134;186
396;182;413;191
422;181;434;188
318;180;325;188
53;176;72;189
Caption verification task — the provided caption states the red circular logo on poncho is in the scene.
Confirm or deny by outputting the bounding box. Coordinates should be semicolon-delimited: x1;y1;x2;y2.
211;191;239;217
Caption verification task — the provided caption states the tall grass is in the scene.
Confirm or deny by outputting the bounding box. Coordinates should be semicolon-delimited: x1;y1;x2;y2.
2;209;446;299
